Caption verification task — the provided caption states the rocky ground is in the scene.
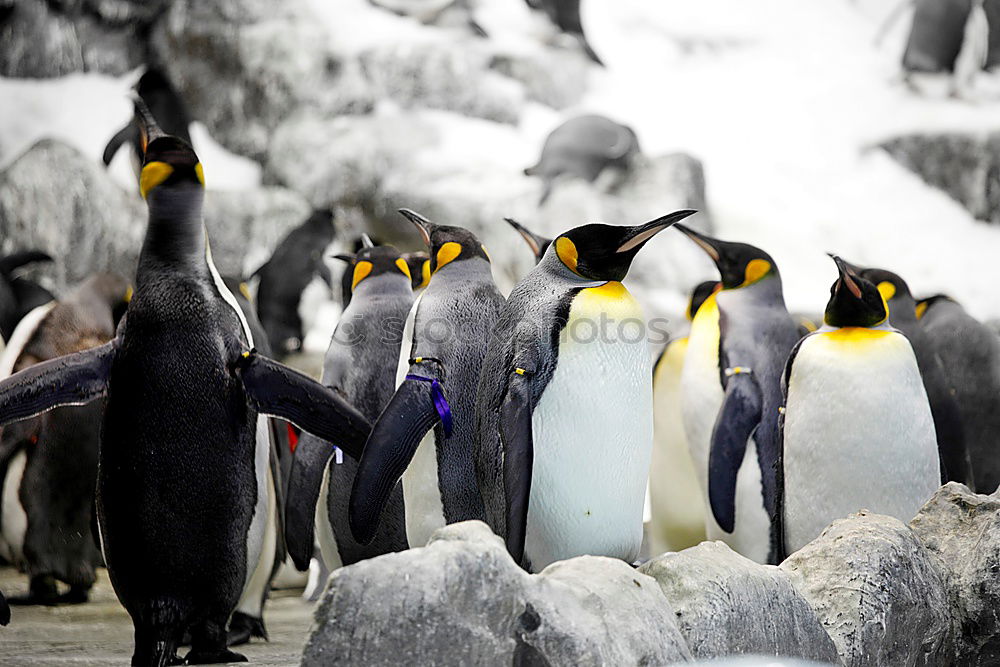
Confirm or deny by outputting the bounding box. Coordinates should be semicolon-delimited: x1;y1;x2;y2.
0;568;313;666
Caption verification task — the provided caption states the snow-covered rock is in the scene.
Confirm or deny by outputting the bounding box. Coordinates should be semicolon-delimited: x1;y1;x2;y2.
780;511;953;667
302;520;693;666
639;542;838;663
909;483;1000;666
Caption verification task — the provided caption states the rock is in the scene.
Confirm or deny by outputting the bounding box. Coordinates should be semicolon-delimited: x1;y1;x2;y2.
780;511;953;667
202;186;312;277
302;520;693;666
0;139;144;290
639;542;838;663
879;133;1000;225
152;0;370;161
488;46;588;109
909;482;1000;665
0;0;147;77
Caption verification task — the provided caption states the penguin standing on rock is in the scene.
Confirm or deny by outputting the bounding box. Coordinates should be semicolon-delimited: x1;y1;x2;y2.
286;240;413;573
674;225;800;564
917;294;1000;494
0;273;130;607
780;256;941;556
476;210;696;571
349;209;505;548
848;264;972;486
0;102;371;666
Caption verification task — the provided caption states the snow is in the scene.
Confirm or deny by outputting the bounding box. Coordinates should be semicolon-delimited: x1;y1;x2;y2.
1;0;999;319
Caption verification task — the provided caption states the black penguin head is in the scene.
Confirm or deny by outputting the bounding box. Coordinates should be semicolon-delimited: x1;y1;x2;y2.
504;217;552;263
552;209;697;281
398;209;490;274
402;251;430;289
135;98;203;202
915;294;955;320
853;265;914;311
343;244;413;293
687;280;719;321
675;224;777;290
824;254;888;328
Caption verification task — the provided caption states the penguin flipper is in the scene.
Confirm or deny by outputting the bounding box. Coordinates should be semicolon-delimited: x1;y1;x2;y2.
102;122;135;167
236;351;371;461
0;341;115;429
708;372;762;534
284;431;335;570
0;250;52;276
349;376;441;545
501;366;534;566
0;591;9;626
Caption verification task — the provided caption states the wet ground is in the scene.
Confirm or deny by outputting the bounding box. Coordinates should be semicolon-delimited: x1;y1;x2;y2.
0;567;314;666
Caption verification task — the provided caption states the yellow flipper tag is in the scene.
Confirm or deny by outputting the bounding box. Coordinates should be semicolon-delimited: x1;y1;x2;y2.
514;368;526;375
124;286;133;303
435;242;462;272
395;258;411;280
139;161;173;199
414;357;423;363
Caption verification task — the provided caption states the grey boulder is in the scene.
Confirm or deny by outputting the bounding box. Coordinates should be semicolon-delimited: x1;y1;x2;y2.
640;541;838;663
780;510;953;667
303;520;693;666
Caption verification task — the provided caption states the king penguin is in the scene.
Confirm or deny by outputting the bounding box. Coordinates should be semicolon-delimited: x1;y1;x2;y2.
285;239;413;573
674;225;800;564
349;209;505;548
0;273;129;606
917;294;1000;494
0;101;371;666
847;264;972;487
647;280;716;555
779;256;940;556
475;210;696;572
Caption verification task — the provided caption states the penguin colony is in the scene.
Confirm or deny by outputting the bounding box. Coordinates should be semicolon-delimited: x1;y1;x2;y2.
0;96;998;667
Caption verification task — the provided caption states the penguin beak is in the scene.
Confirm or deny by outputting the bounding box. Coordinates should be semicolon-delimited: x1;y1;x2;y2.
672;221;722;261
504;217;550;259
829;254;862;299
331;253;355;264
132;96;166;156
617;209;697;253
360;233;375;249
398;208;437;247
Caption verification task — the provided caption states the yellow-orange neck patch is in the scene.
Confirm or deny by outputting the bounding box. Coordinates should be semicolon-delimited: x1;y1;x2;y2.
419;260;431;288
140;161;173;199
435;242;462;272
741;259;771;287
395;258;411;280
555;236;580;275
915;301;928;320
352;260;373;291
877;281;896;302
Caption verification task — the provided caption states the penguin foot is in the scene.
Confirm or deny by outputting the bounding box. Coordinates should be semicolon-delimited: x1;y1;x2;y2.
184;648;247;664
7;575;59;606
227;612;268;646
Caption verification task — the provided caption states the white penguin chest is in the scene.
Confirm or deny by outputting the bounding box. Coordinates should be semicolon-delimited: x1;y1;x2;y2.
782;329;940;553
679;294;723;492
525;282;652;570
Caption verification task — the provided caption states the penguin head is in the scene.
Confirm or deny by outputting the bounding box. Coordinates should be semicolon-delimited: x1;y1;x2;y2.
398;209;490;274
852;265;916;316
824;254;888;328
687;280;720;321
551;209;697;281
915;294;955;320
343;242;413;293
135;98;203;202
402;251;431;290
675;225;777;290
504;217;552;264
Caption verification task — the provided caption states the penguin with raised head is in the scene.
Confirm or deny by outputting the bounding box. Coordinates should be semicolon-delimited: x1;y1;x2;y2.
286;238;413;573
0;101;370;666
674;225;800;564
0;273;130;606
252;209;336;357
505;217;552;263
917;294;1000;494
847;264;972;486
476;210;695;571
349;209;505;548
0;251;54;341
648;280;716;555
103;67;193;178
335;240;427;309
780;256;941;556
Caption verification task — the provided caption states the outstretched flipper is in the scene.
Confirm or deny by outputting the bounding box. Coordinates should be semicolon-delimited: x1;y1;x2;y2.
0;591;9;626
0;341;115;429
284;431;336;570
349;374;444;544
501;365;535;566
102;122;135;167
235;351;370;460
708;369;762;533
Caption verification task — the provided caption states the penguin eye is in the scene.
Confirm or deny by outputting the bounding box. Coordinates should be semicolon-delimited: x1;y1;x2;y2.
139;161;173;199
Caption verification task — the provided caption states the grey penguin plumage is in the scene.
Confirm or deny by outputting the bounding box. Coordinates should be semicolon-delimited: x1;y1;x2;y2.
779;256;940;557
349;209;505;548
0;102;371;666
917;294;1000;494
476;210;695;571
674;225;801;565
848;264;972;487
286;242;413;572
0;273;130;606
